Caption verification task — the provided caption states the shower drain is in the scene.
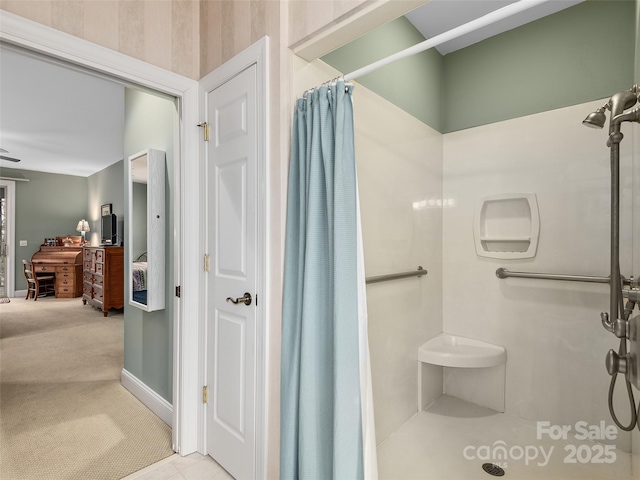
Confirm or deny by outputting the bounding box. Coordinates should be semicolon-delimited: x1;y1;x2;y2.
482;463;505;477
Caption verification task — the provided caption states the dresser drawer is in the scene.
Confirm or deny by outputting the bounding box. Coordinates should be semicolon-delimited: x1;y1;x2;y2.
93;274;104;287
57;275;74;287
93;285;103;301
95;249;104;263
84;249;93;261
83;271;93;283
56;265;74;273
83;282;92;296
94;262;103;275
34;264;56;273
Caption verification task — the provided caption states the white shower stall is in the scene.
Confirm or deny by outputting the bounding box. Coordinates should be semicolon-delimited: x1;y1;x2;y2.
293;1;639;478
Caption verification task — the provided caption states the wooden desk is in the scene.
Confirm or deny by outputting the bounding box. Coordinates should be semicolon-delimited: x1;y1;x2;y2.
31;246;83;298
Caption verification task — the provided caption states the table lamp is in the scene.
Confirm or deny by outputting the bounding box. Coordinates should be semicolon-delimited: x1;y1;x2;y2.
76;219;90;245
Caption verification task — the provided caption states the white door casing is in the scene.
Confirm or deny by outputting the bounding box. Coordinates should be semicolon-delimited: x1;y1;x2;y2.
200;38;269;480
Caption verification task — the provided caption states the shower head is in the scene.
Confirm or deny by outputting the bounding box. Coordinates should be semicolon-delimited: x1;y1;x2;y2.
582;107;607;129
582;86;639;132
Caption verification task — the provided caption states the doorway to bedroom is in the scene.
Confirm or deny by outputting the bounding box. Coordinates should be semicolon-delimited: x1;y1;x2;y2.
0;44;178;479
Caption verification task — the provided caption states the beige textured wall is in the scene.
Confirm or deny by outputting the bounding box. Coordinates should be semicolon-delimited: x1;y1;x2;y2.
200;0;281;76
0;0;200;79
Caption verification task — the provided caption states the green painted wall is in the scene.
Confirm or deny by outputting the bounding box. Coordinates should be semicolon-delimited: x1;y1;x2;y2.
1;167;87;290
321;0;636;133
443;0;636;132
123;88;176;403
322;16;444;132
87;160;124;247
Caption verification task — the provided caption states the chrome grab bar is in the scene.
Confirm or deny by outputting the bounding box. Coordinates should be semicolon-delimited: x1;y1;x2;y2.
366;266;427;285
496;267;631;285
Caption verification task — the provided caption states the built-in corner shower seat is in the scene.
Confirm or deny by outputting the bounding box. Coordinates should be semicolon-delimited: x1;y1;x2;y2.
417;334;507;413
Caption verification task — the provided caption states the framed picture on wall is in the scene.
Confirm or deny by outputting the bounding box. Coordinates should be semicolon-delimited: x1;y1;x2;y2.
101;203;112;216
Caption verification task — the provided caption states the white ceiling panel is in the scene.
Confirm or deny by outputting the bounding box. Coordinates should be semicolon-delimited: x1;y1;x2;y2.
0;47;124;177
406;0;584;55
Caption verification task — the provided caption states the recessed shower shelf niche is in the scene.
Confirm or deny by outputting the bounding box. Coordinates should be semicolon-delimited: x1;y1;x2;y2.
473;193;540;259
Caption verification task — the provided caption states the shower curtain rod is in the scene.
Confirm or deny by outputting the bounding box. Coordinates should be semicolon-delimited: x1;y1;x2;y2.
339;0;549;82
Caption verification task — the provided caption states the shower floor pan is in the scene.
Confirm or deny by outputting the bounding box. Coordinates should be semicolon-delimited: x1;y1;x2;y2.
376;395;631;480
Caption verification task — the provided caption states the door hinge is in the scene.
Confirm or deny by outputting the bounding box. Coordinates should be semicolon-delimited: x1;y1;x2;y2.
175;285;181;298
203;386;209;404
204;254;210;272
197;122;210;142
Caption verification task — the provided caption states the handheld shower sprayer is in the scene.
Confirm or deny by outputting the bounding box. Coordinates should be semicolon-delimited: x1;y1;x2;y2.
582;105;608;129
582;84;640;432
608;87;638;125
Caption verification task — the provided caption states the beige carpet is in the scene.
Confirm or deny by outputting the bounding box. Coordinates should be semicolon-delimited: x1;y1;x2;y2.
0;297;174;480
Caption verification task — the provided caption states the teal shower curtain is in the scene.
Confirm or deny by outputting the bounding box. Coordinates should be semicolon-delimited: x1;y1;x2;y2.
280;81;376;479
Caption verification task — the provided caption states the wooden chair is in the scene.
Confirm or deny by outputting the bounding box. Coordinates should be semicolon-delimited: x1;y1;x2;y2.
22;259;55;300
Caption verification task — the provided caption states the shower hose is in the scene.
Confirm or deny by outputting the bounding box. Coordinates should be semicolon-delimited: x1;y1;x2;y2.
608;284;638;431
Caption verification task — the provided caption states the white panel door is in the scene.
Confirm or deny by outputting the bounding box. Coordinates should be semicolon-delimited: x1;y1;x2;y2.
206;64;257;480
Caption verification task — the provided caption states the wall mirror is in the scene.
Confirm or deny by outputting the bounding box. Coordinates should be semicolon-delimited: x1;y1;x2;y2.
128;148;165;311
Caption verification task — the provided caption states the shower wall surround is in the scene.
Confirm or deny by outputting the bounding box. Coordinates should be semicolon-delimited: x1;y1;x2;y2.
294;62;637;453
442;99;635;451
294;57;444;445
294;0;639;454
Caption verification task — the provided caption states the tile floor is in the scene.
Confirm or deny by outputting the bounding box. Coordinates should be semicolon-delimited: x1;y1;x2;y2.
124;452;234;480
377;395;632;480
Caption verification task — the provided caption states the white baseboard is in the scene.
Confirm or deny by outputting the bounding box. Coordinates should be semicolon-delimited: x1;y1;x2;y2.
121;368;173;427
14;289;27;298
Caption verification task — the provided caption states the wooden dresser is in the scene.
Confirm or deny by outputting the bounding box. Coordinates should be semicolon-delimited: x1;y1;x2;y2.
31;246;83;298
82;246;124;316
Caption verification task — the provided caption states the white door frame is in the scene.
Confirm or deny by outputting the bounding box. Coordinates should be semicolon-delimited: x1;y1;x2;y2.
199;37;269;479
0;11;201;455
0;179;16;298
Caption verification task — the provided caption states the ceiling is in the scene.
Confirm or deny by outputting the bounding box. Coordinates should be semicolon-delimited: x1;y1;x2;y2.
405;0;583;55
0;0;584;178
0;47;124;177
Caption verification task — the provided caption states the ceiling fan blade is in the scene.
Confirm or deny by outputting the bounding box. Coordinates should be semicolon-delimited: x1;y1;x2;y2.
0;155;21;162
